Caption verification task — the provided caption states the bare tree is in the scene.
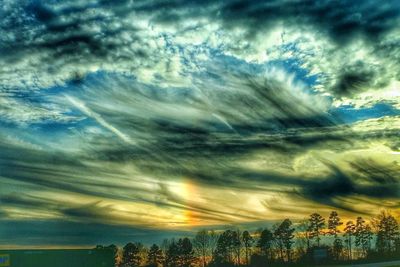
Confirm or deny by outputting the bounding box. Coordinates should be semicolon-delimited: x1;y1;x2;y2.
242;230;253;265
193;230;213;267
232;230;242;265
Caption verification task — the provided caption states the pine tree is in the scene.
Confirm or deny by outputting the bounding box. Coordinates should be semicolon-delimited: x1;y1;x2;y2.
274;219;295;262
308;213;325;247
122;242;142;267
178;238;196;267
328;211;343;260
354;217;373;258
328;211;343;238
148;244;164;267
213;230;232;265
257;228;274;261
374;211;399;254
344;221;355;260
165;240;180;267
363;224;373;255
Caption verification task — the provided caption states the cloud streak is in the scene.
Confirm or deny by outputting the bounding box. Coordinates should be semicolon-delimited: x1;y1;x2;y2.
65;95;134;144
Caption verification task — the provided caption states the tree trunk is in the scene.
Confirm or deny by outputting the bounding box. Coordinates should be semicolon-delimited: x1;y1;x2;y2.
349;236;352;260
202;247;206;267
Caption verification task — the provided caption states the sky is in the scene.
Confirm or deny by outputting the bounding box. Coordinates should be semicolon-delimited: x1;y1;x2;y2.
0;0;400;247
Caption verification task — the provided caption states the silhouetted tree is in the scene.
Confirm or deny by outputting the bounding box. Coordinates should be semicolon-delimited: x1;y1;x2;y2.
328;211;343;260
328;211;343;238
122;242;143;267
204;230;219;264
374;211;399;255
231;230;241;265
363;224;373;256
178;238;196;267
354;217;372;258
213;230;239;266
274;219;295;262
193;230;212;267
344;221;355;260
296;219;311;257
165;238;196;267
94;210;398;266
308;213;325;247
213;231;230;266
332;238;344;261
166;240;180;267
257;228;274;262
242;230;253;265
148;244;164;267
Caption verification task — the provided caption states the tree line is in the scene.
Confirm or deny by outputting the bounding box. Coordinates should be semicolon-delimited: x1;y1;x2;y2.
96;210;400;267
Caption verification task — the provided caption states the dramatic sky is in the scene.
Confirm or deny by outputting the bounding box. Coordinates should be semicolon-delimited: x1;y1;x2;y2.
1;0;400;247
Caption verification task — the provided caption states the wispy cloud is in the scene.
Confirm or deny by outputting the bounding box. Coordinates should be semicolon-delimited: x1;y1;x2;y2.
65;95;134;145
